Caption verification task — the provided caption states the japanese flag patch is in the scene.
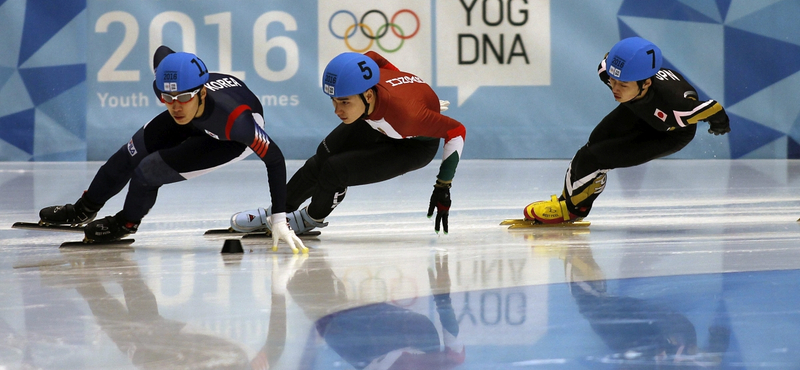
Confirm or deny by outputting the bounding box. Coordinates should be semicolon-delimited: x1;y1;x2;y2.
654;108;667;122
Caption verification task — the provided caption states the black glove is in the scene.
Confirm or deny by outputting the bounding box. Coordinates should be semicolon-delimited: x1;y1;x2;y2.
427;182;451;234
708;117;730;135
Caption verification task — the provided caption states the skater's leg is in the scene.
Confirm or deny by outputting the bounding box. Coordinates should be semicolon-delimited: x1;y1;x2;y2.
86;111;192;204
285;155;321;212
525;106;695;222
40;112;190;226
231;149;326;233
85;136;248;241
122;135;249;222
524;107;638;222
234;153;337;232
563;106;696;216
285;122;365;211
305;136;439;220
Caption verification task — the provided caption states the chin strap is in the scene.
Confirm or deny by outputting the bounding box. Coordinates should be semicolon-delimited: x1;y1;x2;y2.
358;88;374;119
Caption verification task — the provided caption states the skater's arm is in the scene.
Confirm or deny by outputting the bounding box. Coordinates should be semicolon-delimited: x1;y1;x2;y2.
405;106;466;182
227;112;289;214
405;106;464;234
438;124;465;182
663;88;730;135
259;142;289;215
683;99;730;135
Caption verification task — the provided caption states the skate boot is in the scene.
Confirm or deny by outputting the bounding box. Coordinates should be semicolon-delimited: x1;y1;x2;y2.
287;207;328;234
39;195;102;227
523;195;582;224
84;211;139;242
230;207;270;233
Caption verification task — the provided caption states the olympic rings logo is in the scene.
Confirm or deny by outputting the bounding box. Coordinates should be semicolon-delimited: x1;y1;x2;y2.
328;9;420;53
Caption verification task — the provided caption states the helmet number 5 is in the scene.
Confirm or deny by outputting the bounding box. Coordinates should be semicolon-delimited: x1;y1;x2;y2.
358;61;373;80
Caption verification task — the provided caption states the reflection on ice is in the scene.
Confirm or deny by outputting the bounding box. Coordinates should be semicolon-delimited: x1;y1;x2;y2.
2;160;800;369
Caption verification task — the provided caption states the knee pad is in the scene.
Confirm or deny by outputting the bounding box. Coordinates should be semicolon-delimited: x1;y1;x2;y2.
318;160;348;192
132;153;185;188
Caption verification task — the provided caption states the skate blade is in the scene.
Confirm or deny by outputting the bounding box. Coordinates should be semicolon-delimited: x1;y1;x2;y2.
204;228;320;238
242;230;321;239
204;227;266;236
60;238;135;248
500;219;590;228
13;221;85;232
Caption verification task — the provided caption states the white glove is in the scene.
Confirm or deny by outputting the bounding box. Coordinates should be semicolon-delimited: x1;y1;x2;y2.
439;100;450;112
269;213;308;254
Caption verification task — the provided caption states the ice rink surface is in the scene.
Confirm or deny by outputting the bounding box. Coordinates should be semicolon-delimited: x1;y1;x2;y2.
1;159;800;369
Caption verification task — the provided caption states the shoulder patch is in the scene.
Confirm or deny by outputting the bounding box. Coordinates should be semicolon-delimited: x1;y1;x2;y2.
204;129;220;140
127;140;137;156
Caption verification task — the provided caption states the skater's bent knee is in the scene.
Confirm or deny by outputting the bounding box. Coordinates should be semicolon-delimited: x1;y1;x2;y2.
317;161;348;189
133;154;184;187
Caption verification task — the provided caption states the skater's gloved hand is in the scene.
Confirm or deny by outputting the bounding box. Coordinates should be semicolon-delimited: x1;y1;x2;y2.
270;213;308;254
427;181;452;234
707;117;730;135
439;100;450;112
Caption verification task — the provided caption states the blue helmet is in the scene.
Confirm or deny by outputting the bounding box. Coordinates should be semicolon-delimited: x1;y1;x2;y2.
606;37;662;82
155;52;209;93
322;52;380;98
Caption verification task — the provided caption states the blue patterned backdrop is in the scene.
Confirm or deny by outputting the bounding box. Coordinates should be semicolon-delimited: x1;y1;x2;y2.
1;0;799;161
0;0;87;160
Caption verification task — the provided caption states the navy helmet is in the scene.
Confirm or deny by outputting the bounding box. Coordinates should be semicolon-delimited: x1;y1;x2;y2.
322;52;380;98
606;37;662;82
155;52;209;93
